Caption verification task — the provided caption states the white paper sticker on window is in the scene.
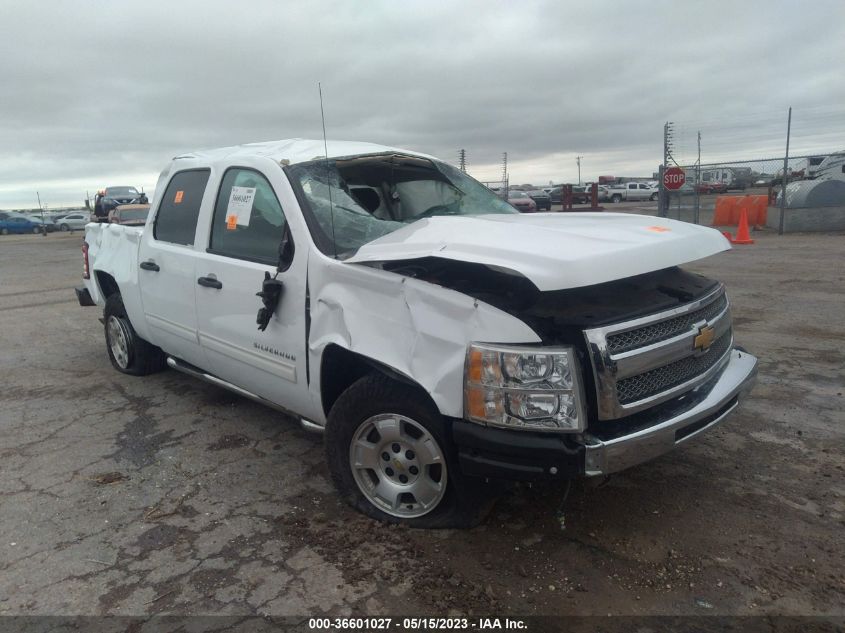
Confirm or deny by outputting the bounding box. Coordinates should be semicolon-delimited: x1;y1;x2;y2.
226;186;256;226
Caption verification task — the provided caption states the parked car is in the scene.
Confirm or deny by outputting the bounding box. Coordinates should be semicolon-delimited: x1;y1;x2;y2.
696;182;728;195
507;190;538;213
0;214;41;235
26;216;56;232
56;212;92;232
549;185;590;205
526;190;551;211
76;138;757;528
109;204;151;226
607;182;659;203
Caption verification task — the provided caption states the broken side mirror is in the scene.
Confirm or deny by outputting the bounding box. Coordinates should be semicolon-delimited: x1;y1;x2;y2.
256;224;294;331
256;272;284;332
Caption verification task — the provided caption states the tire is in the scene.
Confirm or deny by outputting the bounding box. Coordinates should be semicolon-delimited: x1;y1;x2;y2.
32;227;40;234
612;194;622;203
103;294;166;376
650;192;658;201
325;373;495;528
60;224;69;232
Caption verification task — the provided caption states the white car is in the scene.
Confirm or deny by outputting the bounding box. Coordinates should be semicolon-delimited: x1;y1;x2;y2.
56;213;91;232
76;138;757;527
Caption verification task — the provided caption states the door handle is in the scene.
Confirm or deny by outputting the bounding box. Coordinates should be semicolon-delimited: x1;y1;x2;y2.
197;275;223;289
140;260;159;272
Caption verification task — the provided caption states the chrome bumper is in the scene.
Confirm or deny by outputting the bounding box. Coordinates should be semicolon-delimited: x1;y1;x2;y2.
583;348;758;476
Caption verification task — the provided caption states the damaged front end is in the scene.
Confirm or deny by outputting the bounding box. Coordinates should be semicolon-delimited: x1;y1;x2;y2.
288;150;756;482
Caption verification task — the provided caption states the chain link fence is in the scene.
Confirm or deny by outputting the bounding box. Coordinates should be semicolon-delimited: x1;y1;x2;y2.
658;108;845;231
660;155;829;226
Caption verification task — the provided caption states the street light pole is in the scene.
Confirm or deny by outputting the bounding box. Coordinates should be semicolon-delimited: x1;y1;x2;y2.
576;156;583;185
36;191;47;237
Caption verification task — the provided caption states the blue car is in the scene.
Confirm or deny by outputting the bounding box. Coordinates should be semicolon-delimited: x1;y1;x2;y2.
0;213;42;235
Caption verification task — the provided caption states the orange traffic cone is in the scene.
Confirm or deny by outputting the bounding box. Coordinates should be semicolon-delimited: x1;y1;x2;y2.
730;208;754;245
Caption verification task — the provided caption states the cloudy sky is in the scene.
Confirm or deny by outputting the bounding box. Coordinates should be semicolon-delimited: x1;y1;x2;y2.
1;0;844;208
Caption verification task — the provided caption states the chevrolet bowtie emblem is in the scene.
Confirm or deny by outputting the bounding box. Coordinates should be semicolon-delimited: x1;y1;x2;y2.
694;325;716;352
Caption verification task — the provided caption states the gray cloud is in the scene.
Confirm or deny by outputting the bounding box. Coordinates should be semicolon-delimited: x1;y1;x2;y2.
1;0;843;207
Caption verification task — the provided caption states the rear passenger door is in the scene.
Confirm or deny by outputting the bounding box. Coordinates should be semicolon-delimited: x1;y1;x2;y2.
193;165;310;417
137;169;211;369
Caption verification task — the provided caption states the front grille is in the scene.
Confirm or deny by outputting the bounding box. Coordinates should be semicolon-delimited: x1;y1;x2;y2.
616;330;732;404
607;293;728;354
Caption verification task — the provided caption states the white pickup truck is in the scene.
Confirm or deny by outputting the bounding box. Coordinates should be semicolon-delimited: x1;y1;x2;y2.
607;182;659;203
77;139;757;527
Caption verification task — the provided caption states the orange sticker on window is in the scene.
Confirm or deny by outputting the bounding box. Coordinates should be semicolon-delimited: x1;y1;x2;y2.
226;215;238;230
174;191;184;204
647;226;671;232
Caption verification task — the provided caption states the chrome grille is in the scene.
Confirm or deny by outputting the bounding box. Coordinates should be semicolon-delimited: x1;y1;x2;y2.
616;330;732;404
607;293;728;354
584;285;734;420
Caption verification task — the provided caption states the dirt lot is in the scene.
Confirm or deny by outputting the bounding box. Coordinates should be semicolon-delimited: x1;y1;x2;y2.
0;228;843;618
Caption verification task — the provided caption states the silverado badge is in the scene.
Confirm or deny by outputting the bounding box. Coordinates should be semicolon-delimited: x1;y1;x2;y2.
693;325;716;352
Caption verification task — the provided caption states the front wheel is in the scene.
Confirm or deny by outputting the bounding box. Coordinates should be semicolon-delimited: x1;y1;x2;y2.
60;224;69;232
0;228;8;235
650;192;658;201
32;227;40;234
103;294;166;376
325;374;494;528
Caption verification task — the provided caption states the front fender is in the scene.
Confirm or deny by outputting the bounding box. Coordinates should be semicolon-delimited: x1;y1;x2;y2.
307;253;540;419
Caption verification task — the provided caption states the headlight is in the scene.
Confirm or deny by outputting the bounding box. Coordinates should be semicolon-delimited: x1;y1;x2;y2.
464;343;585;432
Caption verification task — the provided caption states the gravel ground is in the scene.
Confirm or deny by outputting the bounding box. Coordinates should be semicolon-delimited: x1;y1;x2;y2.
0;227;843;618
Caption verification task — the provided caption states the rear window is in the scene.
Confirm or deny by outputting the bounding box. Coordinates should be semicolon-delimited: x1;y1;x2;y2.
153;170;210;246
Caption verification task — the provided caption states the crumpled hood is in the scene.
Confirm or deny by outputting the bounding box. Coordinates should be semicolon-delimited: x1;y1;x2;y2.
345;212;731;291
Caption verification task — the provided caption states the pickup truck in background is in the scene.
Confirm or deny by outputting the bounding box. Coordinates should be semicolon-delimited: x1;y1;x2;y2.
607;182;659;203
77;139;758;527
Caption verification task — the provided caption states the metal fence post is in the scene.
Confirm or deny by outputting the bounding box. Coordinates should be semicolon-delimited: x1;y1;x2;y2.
658;164;666;218
778;107;792;235
693;131;701;225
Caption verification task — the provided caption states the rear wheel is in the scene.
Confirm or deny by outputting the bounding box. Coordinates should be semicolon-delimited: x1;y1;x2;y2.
0;228;8;235
32;227;40;234
60;224;69;232
103;294;166;376
325;374;494;528
612;194;622;203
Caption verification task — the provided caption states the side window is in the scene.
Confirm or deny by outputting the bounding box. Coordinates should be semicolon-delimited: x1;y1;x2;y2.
209;168;288;264
628;183;636;190
154;169;210;246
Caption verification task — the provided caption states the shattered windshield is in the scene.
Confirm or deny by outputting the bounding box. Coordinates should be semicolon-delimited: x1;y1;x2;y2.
287;154;516;257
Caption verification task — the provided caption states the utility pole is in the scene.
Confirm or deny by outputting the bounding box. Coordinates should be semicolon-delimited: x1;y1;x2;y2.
36;191;47;236
778;107;792;235
576;155;583;185
694;131;701;224
501;152;508;200
659;122;675;218
458;149;467;173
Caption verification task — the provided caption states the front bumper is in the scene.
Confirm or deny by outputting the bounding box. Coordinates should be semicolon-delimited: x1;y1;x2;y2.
583;348;757;476
453;348;757;481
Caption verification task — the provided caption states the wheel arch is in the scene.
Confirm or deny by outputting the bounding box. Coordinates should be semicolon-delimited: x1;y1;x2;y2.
95;270;120;300
319;344;438;420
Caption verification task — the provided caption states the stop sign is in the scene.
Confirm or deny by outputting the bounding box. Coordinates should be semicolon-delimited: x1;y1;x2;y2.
664;166;686;190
